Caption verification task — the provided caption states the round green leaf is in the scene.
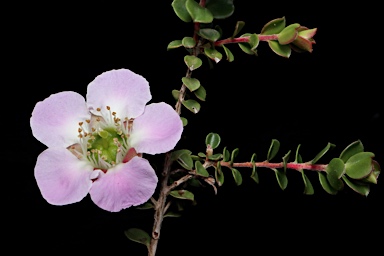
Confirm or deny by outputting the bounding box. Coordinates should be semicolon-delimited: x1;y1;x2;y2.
170;149;192;162
195;160;209;177
326;173;344;191
318;172;338;195
182;36;196;48
177;152;194;170
124;228;150;248
184;55;202;71
169;190;195;200
274;168;287;190
204;48;222;63
167;39;183;50
278;23;300;45
182;99;201;113
345;152;375;179
194;85;206;101
260;17;286;35
205;0;234;19
172;89;180;100
206;132;221;149
231;168;242;186
186;0;213;23
181;116;188;126
342;176;370;196
267;139;280;161
182;77;200;91
221;45;234;62
171;0;192;22
326;158;345;178
339;140;364;163
302;172;314;195
222;147;230;162
215;162;224;186
199;28;221;42
268;41;291;58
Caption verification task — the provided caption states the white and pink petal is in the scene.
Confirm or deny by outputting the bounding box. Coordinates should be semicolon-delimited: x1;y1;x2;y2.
89;157;158;212
86;69;152;120
34;148;94;205
30;91;91;148
129;102;183;155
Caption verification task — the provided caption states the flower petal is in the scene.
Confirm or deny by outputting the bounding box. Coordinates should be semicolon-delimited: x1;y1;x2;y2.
130;102;183;154
89;157;158;212
34;148;94;205
86;69;152;120
30;91;90;148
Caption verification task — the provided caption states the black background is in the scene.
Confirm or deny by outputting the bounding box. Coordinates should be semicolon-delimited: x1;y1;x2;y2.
10;1;383;255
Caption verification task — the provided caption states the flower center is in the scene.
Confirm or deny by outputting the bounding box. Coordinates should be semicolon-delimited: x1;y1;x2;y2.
70;106;133;170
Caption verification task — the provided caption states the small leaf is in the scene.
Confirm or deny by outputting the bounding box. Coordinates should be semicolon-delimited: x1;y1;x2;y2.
278;23;300;45
198;152;206;158
302;172;314;195
186;0;213;23
135;202;154;210
215;161;224;186
164;211;182;218
230;148;239;165
184;55;203;71
327;172;344;191
167;39;183;50
318;172;338;195
181;117;188;126
238;33;258;55
250;153;259;183
221;45;234;62
169;190;195;200
205;0;234;19
208;153;222;160
273;168;287;190
198;28;221;42
194;85;207;101
282;150;291;172
195;160;209;177
342;176;370;196
124;228;151;248
171;0;192;22
231;168;242;186
339;140;364;163
311;142;336;164
177;152;194;170
223;147;230;162
182;36;196;48
182;99;201;114
260;17;286;35
171;149;192;162
267;139;280;161
182;77;201;91
268;40;291;58
294;144;301;163
326;158;345;178
204;48;222;63
172;89;180;100
345;152;375;179
232;20;245;38
206;132;221;149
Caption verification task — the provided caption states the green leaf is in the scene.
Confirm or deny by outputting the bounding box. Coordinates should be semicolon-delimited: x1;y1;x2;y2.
198;28;221;42
171;0;192;22
169;190;195;200
204;48;223;63
282;150;291;172
206;132;221;149
311;142;336;164
345;152;375;179
172;89;180;100
164;211;182;218
170;149;192;162
194;84;206;101
232;20;245;38
195;160;209;177
182;36;196;48
205;0;234;19
182;99;201;114
250;153;259;183
302;172;314;195
238;33;258;55
186;0;213;23
231;168;242;186
223;147;230;162
124;228;151;248
268;40;291;58
198;152;206;158
184;55;203;71
294;144;301;163
181;116;188;126
221;44;234;62
318;172;338;195
135;202;154;210
215;161;224;186
273;168;287;190
230;148;239;165
342;176;370;196
260;17;286;35
278;23;300;45
326;172;344;191
167;39;183;50
182;77;200;91
339;140;364;163
177;152;194;170
267;139;280;161
208;153;222;160
326;158;345;178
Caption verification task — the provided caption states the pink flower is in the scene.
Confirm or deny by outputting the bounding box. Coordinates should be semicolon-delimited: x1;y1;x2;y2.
30;69;183;212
